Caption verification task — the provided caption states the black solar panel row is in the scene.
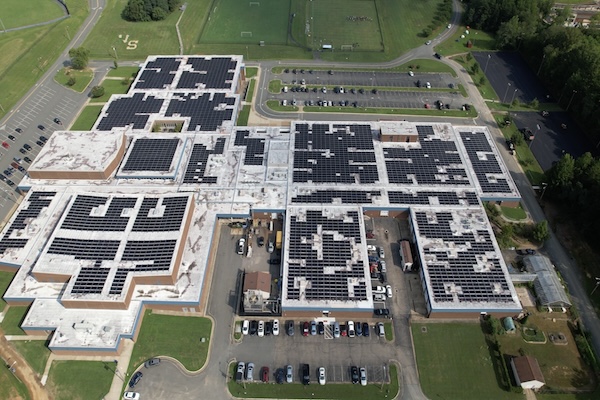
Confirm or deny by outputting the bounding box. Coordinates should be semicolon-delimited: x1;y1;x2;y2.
96;93;164;131
177;57;237;89
61;195;137;232
388;191;479;206
123;138;180;172
459;131;512;193
291;190;382;204
0;191;56;253
234;130;265;166
165;93;235;132
132;196;189;232
134;57;181;90
182;138;226;184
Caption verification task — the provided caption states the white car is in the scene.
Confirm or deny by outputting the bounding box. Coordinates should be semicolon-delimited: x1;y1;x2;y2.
347;321;355;337
386;284;393;298
425;40;432;45
318;367;326;385
360;367;367;386
273;319;280;336
379;260;387;273
267;241;274;253
409;70;414;76
286;364;293;383
426;82;431;89
258;320;265;337
447;23;452;29
372;285;386;294
123;393;140;400
378;247;385;259
373;293;386;302
242;320;249;335
237;238;246;255
246;362;254;382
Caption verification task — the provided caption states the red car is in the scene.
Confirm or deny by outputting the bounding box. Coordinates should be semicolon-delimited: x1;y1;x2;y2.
2;141;9;149
261;366;269;383
302;321;309;336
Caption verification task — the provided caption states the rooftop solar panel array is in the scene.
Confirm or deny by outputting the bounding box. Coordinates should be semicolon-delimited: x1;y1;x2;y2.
293;124;379;184
0;191;56;253
286;210;367;301
459;131;512;193
132;196;189;232
96;93;164;131
234;130;265;166
166;93;235;132
61;195;137;232
291;190;382;204
384;125;469;186
134;57;181;90
122;138;180;172
182;138;226;184
415;211;514;304
177;57;237;89
388;190;479;206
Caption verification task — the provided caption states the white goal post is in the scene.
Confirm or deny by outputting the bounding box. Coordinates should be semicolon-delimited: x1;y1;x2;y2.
241;31;253;37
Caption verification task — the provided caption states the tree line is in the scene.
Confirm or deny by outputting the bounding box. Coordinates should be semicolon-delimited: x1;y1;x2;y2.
122;0;181;22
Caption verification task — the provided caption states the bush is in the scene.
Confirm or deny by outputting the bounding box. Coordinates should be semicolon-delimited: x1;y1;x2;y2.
67;77;77;87
122;0;180;22
91;85;105;98
529;97;539;109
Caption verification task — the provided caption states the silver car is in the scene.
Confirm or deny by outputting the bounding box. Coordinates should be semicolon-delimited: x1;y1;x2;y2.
246;362;254;382
286;364;293;383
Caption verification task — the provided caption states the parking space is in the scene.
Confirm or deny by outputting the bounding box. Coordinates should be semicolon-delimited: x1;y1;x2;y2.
474;52;547;103
510;111;593;171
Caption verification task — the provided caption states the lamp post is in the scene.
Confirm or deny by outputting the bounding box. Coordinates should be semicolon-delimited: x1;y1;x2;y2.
112;46;118;60
566;90;577;111
591;277;600;295
537;54;546;75
539;183;548;201
484;54;491;74
509;89;518;107
503;82;511;104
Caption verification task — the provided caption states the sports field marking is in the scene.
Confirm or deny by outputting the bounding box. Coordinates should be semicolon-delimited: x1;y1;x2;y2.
241;32;253;37
249;1;260;6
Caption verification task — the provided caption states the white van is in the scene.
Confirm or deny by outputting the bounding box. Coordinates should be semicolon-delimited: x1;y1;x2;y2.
377;322;385;337
347;321;356;337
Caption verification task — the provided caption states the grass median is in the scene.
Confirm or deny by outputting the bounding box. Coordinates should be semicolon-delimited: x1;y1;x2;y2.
272;59;456;76
300;105;477;118
0;271;15;312
94;79;132;103
54;68;94;93
237;105;251;126
246;80;256;102
70;106;104;131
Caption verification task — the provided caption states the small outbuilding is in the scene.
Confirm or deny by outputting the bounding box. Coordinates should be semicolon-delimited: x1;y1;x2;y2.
510;355;546;390
503;317;516;333
243;271;272;312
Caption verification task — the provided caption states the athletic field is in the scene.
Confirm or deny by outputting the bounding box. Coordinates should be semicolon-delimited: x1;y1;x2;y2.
0;0;65;30
199;0;291;44
310;0;383;51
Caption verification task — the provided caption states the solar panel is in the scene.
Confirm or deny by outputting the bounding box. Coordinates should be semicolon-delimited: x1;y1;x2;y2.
96;93;164;131
459;131;512;193
182;138;226;184
132;196;189;232
177;57;237;89
0;191;56;253
134;57;181;90
122;138;180;172
165;93;235;132
235;130;265;166
61;195;137;232
388;190;479;206
71;266;110;294
291;190;382;204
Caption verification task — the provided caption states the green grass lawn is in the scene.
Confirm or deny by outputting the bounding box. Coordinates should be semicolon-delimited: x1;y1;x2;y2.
412;323;521;400
301;105;477;118
94;79;131;103
12;340;51;377
384;322;393;341
0;2;87;120
498;122;547;184
70;105;104;131
311;0;382;51
106;66;140;79
228;362;399;399
125;310;212;380
246;79;256;102
245;67;258;78
435;26;497;57
454;54;499;101
0;0;65;30
272;59;456;76
54;68;94;93
0;271;15;312
0;306;29;335
237;105;251;126
486;101;564;113
0;361;29;400
47;361;113;400
266;100;298;112
83;0;183;59
500;204;527;221
200;0;290;44
268;80;282;94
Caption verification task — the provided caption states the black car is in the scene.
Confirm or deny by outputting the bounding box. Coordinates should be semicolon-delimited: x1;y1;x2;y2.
37;125;45;131
36;140;44;146
129;371;143;388
265;321;273;335
19;148;27;154
144;358;160;368
434;52;442;59
379;271;387;284
18;166;26;173
8;135;16;141
53;117;62;124
4;169;12;177
39;136;47;142
374;308;390;316
363;322;370;337
6;180;14;187
15;128;23;133
23;144;31;150
24;157;32;163
250;320;258;335
0;174;5;181
267;258;281;265
351;366;359;384
302;363;310;385
275;368;285;384
257;236;265;247
286;320;294;336
356;321;362;336
317;321;324;335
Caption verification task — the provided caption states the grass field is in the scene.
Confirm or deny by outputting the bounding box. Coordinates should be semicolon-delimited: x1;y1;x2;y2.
228;362;399;398
435;26;496;57
498;122;546;185
0;306;29;335
70;105;104;131
12;340;51;377
500;204;527;220
0;0;65;30
310;0;383;51
54;68;94;93
94;79;132;103
47;361;113;400
245;67;258;78
200;0;290;44
237;105;251;126
246;79;256;102
412;323;520;400
106;66;140;79
125;310;212;381
0;362;29;400
0;2;87;120
0;271;15;311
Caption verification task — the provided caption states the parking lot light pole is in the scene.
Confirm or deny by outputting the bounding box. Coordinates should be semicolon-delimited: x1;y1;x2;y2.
591;277;600;295
484;54;491;74
537;54;546;75
503;83;511;104
540;183;548;201
566;90;577;111
510;89;518;107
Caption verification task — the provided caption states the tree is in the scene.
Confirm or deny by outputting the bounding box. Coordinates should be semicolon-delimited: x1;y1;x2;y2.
529;97;539;109
151;6;167;21
496;16;524;49
69;47;90;70
479;76;487;86
532;220;549;242
91;85;105;98
67;76;77;87
122;0;180;22
471;62;480;74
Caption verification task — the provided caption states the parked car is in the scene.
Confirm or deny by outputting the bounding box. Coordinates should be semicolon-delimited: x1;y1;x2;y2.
287;320;295;336
267;241;274;253
261;366;269;383
23;144;32;151
242;320;249;335
15;128;22;133
24;157;32;163
129;371;143;388
318;366;326;385
54;117;62;124
302;321;309;336
386;285;393;298
317;321;324;335
237;362;245;382
351;366;359;384
373;285;386;294
123;392;140;400
302;363;310;385
237;238;245;255
363;322;370;337
374;308;390;317
267;258;281;265
273;319;279;336
347;321;356;337
276;368;285;384
265;320;273;335
250;320;258;335
19;148;26;154
356;321;362;336
246;362;255;381
379;260;387;273
377;322;385;337
333;321;340;338
257;236;264;246
286;365;293;383
2;142;9;149
360;367;367;386
378;247;385;258
425;40;432;45
374;293;386;301
310;320;317;335
6;180;14;187
39;135;47;142
258;320;265;337
7;135;16;141
144;358;160;368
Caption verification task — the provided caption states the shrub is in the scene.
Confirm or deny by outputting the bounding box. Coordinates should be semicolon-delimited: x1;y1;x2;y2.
67;77;77;86
91;85;105;98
